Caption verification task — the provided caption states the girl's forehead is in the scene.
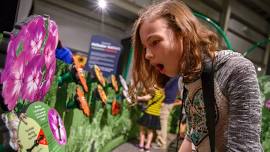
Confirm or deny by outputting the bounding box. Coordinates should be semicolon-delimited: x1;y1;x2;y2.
142;17;167;27
139;18;169;39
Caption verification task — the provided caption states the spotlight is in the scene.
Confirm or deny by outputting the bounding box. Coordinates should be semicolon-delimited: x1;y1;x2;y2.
97;0;107;9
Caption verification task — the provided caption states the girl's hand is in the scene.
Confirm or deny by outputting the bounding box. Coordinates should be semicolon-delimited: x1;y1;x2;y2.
173;99;182;107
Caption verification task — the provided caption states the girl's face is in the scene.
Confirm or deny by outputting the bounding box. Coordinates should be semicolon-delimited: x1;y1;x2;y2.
139;17;183;77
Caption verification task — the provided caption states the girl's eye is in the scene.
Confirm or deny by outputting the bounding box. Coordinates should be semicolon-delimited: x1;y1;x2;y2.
152;40;160;46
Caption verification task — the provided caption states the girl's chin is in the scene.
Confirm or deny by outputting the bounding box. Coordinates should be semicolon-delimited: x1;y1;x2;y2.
165;73;177;77
163;70;178;77
155;66;178;77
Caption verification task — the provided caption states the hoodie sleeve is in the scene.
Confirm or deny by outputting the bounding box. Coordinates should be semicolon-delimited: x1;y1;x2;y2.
222;55;262;151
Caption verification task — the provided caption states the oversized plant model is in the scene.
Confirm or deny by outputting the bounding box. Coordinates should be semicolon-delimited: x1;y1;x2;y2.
0;15;58;111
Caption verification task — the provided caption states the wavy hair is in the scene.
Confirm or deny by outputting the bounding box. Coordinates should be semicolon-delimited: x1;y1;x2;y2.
131;0;220;91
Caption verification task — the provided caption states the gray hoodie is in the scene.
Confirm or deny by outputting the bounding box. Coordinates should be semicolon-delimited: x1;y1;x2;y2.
181;50;263;152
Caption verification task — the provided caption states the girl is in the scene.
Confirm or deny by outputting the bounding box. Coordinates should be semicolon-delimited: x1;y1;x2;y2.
136;86;165;152
131;0;262;152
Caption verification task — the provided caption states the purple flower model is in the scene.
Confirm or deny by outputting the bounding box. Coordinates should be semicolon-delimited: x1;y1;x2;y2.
2;57;25;110
25;16;46;58
48;108;67;145
38;20;58;100
1;24;29;83
21;55;45;102
38;59;56;101
1;15;58;110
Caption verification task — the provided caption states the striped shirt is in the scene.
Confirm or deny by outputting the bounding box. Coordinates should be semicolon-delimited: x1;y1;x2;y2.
145;88;165;116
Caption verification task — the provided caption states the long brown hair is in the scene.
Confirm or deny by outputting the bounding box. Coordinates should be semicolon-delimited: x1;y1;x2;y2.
131;0;220;91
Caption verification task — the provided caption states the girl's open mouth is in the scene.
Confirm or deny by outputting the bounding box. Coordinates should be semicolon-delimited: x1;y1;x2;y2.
156;64;164;73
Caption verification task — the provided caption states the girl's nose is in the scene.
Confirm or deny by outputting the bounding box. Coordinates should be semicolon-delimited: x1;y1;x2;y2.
145;48;154;60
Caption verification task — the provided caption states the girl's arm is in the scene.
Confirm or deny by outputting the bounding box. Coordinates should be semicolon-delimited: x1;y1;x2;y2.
224;57;262;151
178;138;192;152
136;94;152;101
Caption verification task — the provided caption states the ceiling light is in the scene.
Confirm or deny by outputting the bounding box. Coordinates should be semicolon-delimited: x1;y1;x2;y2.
97;0;107;9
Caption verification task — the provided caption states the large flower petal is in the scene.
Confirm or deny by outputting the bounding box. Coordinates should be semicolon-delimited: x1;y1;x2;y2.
2;78;22;110
1;56;25;110
43;20;58;68
36;19;58;100
1;27;28;83
23;16;46;59
21;55;45;102
48;109;67;145
38;59;56;101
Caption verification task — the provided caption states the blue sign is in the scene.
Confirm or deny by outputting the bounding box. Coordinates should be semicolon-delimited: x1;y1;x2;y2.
85;35;122;77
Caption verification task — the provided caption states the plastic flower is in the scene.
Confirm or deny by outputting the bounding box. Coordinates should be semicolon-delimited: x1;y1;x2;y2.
38;20;58;100
24;16;46;58
1;15;58;110
112;100;120;116
48;109;67;145
21;55;45;102
49;20;59;47
38;59;56;100
44;20;58;68
76;87;90;117
44;43;55;68
30;32;43;54
1;58;25;110
1;27;28;83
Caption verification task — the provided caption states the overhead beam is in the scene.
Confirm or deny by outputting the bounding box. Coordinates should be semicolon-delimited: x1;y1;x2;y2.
228;18;266;44
39;0;128;31
251;0;270;18
230;0;269;35
219;0;231;33
190;0;269;37
110;0;142;15
200;0;222;11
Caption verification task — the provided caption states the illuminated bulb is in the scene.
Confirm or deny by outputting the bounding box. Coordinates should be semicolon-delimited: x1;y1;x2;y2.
98;0;107;9
257;67;262;71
